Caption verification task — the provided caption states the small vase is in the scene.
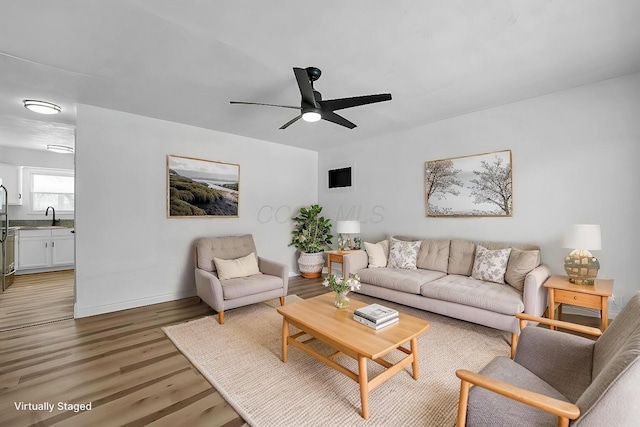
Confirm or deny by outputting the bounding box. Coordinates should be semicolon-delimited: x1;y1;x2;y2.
334;290;350;308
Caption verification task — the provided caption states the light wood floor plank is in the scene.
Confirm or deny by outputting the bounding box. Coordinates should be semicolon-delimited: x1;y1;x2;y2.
0;271;325;426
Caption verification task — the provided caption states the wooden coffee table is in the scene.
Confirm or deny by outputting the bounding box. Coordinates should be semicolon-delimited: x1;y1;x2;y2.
277;293;430;419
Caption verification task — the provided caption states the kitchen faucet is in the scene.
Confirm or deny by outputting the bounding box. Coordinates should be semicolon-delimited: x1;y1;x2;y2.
45;206;58;226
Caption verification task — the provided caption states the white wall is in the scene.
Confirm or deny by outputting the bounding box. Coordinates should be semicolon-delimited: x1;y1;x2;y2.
0;146;75;220
318;72;640;315
75;105;317;317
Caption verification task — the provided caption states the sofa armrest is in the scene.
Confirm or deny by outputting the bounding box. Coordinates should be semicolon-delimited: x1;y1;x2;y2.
258;257;289;295
343;250;368;276
195;268;224;312
523;264;551;317
516;313;602;337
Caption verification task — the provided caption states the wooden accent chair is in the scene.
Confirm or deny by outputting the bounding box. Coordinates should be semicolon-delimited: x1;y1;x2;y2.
194;234;288;324
456;292;640;427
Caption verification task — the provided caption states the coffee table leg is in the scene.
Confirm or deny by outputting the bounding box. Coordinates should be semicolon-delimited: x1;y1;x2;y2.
410;337;419;380
358;355;369;419
282;318;289;363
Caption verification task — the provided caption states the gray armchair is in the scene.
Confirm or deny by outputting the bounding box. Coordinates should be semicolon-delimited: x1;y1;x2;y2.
456;292;640;427
194;234;288;324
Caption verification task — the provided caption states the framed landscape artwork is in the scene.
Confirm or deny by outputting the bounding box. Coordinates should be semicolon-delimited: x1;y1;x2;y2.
167;155;239;218
425;150;512;217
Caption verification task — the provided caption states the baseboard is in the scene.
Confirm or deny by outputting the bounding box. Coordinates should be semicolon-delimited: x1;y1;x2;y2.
74;290;196;318
561;305;620;320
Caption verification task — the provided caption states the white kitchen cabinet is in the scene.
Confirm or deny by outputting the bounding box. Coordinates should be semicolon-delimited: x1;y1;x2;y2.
52;228;75;266
17;228;75;271
0;163;24;205
18;230;51;269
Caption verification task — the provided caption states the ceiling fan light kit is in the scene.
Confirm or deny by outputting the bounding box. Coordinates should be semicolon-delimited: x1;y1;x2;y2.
23;100;62;115
302;109;322;122
230;66;391;130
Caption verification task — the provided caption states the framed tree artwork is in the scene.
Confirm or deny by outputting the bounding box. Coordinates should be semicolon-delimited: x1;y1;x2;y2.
425;150;512;217
167;155;239;218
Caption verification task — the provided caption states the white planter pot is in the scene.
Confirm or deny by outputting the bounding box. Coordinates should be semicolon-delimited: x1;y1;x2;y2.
298;252;324;279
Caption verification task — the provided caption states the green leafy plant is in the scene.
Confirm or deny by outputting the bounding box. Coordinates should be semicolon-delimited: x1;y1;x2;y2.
289;204;333;253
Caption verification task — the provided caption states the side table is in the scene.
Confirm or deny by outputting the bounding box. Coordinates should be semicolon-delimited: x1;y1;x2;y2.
324;250;354;277
544;274;614;331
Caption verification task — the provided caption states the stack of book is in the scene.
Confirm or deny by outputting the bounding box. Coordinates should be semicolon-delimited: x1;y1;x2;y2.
353;303;399;330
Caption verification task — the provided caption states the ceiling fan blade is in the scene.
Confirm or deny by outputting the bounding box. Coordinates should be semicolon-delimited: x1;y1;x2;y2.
230;101;300;110
320;93;392;112
293;67;318;108
279;115;302;130
322;112;357;129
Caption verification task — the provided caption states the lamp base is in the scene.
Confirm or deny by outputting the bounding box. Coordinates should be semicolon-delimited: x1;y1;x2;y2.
344;235;352;251
564;249;600;285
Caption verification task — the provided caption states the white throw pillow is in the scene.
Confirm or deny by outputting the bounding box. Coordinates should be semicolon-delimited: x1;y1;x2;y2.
471;245;512;284
214;252;260;280
387;238;421;270
364;240;389;268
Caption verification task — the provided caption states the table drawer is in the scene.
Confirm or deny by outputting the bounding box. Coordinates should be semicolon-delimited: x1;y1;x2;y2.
555;290;601;309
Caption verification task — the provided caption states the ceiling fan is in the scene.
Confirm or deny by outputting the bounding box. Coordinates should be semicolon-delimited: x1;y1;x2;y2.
230;67;392;129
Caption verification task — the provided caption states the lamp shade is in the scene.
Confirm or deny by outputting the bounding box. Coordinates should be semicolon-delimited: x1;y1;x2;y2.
562;224;602;250
336;220;360;234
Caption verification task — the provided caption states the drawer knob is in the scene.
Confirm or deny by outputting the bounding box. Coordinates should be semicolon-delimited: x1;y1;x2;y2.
574;296;578;300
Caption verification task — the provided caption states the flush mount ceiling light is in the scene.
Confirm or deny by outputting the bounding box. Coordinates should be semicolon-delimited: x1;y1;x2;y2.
47;144;74;154
23;100;62;115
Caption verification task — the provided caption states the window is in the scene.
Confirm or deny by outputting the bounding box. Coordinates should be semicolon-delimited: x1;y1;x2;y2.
27;168;75;213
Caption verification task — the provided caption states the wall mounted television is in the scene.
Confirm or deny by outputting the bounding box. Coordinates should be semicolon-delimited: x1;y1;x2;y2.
328;167;352;189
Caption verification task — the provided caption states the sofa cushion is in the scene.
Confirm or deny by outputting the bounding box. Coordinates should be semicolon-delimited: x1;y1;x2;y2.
214;252;260;280
416;239;450;273
448;240;541;277
467;356;569;426
195;234;257;272
387;238;422;269
220;273;283;300
358;267;447;294
448;239;476;275
364;240;389;268
471;245;512;284
505;249;540;291
420;275;525;315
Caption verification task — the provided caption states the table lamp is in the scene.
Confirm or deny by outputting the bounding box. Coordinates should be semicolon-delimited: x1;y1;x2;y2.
336;221;360;251
562;224;601;285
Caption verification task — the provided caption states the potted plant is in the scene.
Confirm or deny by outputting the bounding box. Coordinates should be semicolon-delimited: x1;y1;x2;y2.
289;204;333;278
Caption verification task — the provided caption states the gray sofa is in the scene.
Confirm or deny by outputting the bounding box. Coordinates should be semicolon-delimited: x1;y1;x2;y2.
343;237;550;336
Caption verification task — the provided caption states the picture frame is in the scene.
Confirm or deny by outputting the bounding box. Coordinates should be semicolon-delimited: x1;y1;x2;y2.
425;150;512;217
167;155;239;218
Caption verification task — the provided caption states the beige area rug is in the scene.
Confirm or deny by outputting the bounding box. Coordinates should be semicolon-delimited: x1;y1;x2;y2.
163;295;510;427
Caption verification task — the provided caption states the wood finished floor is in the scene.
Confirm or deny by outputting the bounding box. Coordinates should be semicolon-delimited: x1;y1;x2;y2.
0;273;327;427
0;272;603;426
0;270;75;332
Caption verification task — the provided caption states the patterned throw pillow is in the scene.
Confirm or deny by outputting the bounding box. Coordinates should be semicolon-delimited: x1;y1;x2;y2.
471;245;512;284
387;238;422;269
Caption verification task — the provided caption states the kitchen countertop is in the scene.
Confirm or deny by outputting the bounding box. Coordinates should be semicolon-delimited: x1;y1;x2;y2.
11;226;74;230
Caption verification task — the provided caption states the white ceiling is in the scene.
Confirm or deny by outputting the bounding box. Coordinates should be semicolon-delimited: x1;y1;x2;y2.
1;1;639;153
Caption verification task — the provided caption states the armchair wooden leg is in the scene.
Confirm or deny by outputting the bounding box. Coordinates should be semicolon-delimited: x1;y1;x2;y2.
279;296;285;306
456;379;471;427
218;311;224;325
510;333;518;359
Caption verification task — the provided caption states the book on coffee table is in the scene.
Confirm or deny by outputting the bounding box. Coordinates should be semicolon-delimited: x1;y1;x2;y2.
353;314;399;330
354;303;399;324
